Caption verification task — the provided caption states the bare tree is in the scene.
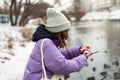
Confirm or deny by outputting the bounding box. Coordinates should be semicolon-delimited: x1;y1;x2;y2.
68;0;85;21
9;0;23;26
31;2;52;18
2;0;53;26
19;0;31;26
19;0;52;26
0;0;9;14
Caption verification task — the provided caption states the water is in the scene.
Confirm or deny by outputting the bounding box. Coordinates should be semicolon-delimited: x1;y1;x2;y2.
67;21;120;80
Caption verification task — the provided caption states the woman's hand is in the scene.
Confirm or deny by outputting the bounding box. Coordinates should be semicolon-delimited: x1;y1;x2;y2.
80;46;91;53
83;50;92;58
80;46;92;58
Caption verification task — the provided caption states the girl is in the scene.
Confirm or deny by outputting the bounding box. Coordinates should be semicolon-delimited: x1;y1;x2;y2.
23;8;91;80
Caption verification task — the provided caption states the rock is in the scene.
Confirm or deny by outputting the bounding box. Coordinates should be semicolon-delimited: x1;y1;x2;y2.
92;67;96;72
85;63;89;67
101;76;106;80
90;58;93;61
0;57;10;60
4;57;10;60
104;64;111;69
1;61;5;63
114;72;120;79
100;71;107;76
8;51;15;56
20;43;25;47
112;61;119;66
87;76;95;80
104;50;107;53
116;61;119;66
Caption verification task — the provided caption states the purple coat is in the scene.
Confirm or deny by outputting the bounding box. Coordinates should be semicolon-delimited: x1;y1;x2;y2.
23;39;87;80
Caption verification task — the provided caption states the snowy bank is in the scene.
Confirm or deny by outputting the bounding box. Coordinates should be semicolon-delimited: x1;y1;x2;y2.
81;9;120;21
0;24;35;80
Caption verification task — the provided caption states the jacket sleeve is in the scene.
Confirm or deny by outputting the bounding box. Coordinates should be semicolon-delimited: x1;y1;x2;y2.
60;46;82;59
43;39;87;75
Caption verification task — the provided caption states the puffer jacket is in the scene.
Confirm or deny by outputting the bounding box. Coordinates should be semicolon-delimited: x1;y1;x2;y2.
23;24;87;80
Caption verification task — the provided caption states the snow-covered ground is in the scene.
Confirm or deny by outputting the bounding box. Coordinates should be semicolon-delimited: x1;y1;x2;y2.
0;24;35;80
81;9;120;21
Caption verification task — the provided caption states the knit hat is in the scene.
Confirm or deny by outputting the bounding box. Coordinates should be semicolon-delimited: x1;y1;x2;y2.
46;8;71;33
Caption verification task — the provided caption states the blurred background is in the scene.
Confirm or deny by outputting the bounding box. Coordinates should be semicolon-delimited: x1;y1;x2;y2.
0;0;120;80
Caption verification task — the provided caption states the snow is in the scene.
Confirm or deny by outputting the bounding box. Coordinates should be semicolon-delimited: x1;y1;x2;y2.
0;24;35;80
109;9;120;20
0;43;34;80
81;9;120;21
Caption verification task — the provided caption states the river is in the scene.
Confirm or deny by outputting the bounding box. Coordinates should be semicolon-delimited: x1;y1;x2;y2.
67;21;120;80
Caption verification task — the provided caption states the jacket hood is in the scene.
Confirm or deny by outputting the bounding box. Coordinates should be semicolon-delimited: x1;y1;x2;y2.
32;24;57;42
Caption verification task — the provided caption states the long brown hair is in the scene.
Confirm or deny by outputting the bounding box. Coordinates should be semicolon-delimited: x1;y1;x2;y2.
55;30;68;48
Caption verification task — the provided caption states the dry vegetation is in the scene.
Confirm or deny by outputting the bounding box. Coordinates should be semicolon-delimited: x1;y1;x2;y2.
0;27;34;63
19;27;34;42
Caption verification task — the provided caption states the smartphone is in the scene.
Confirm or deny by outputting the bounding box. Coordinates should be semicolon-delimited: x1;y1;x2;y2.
91;51;99;54
83;50;99;55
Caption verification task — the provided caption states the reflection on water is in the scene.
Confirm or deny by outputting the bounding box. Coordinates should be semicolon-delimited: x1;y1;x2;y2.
67;21;120;80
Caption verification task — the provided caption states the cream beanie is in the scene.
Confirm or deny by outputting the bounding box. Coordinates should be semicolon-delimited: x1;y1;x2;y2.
46;8;71;33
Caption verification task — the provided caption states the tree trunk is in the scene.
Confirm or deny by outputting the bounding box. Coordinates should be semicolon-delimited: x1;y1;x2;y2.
19;0;31;26
9;0;23;26
15;0;23;25
19;6;31;26
19;12;30;26
10;0;15;26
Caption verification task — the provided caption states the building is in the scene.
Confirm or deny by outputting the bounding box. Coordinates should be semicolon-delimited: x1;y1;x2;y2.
0;14;9;23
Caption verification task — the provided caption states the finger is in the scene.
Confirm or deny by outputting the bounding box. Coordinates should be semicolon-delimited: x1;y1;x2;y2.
86;46;91;49
86;53;92;58
80;46;91;53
